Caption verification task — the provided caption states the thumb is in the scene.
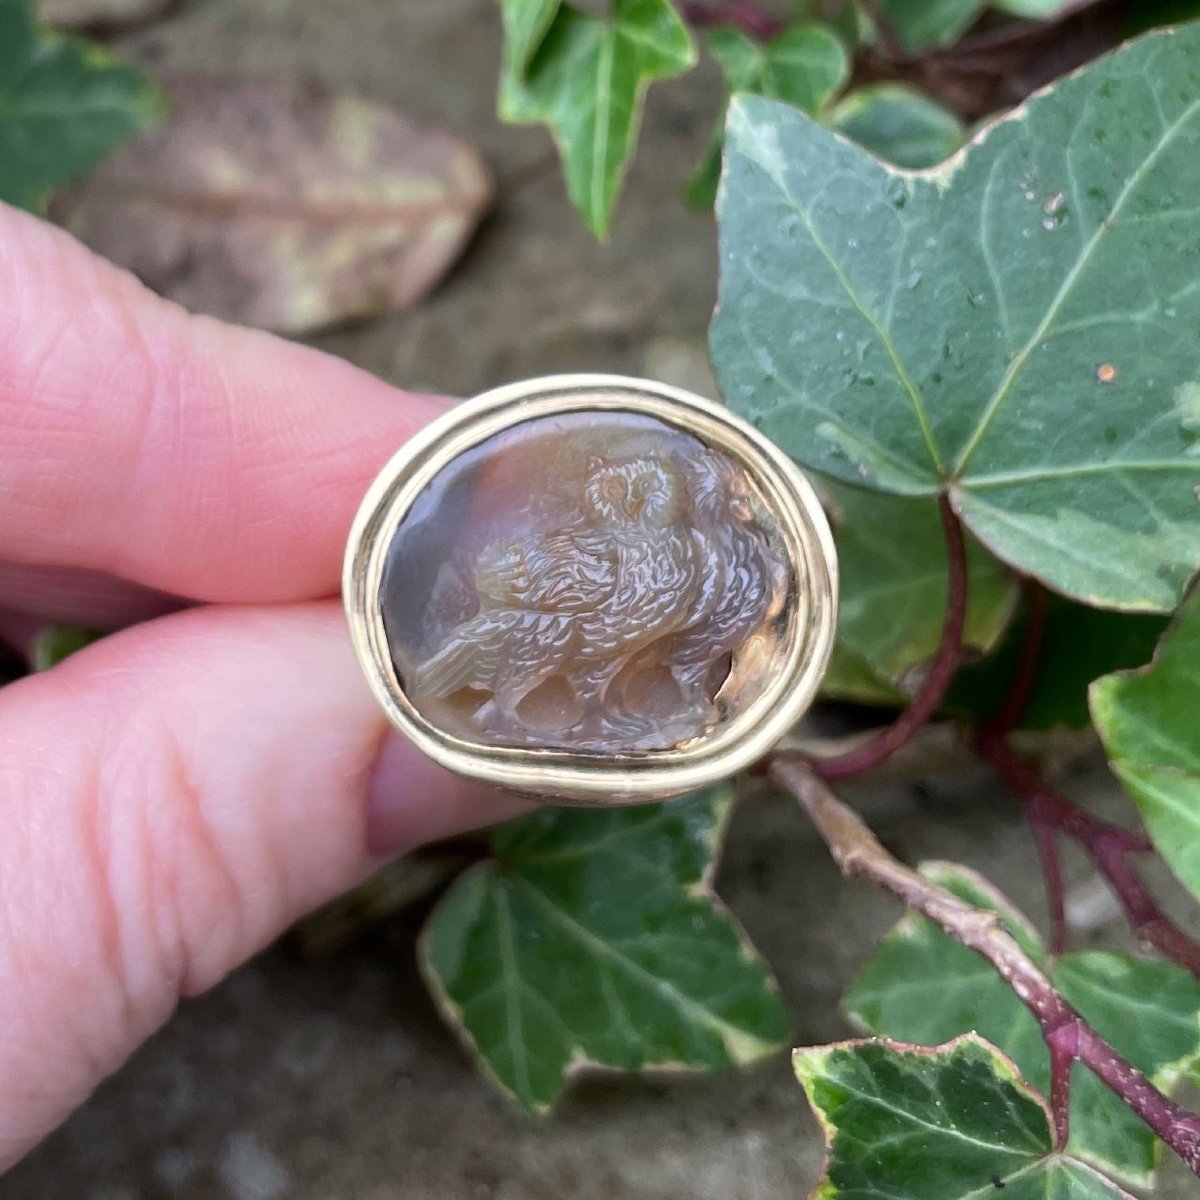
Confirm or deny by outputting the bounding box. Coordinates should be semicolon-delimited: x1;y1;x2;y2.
0;600;526;1169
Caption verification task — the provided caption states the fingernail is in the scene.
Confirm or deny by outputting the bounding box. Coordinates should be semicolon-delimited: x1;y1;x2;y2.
366;730;531;856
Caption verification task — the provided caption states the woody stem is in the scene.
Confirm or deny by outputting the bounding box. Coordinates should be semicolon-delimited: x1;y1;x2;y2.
976;729;1200;978
807;494;967;781
770;758;1200;1174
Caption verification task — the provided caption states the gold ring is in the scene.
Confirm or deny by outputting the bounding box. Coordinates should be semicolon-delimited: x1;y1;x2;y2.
343;374;837;804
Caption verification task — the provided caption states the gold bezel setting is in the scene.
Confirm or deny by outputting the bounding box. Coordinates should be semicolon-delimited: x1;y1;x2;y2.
343;374;838;803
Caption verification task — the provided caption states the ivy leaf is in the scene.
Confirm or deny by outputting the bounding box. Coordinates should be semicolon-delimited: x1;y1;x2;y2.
420;787;789;1112
827;83;965;169
826;2;874;49
822;481;1017;704
1093;588;1200;903
29;624;101;671
499;0;695;237
794;1034;1133;1198
845;862;1200;1186
875;0;984;50
0;0;163;212
686;23;847;210
949;598;1168;730
1126;2;1200;36
711;28;1200;612
705;23;848;105
500;0;561;79
994;0;1084;17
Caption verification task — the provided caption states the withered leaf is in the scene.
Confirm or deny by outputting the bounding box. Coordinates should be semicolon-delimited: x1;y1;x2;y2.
37;0;173;31
53;74;493;334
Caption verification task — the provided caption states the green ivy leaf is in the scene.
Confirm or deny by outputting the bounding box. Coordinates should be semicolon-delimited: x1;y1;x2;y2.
711;28;1200;611
29;624;101;671
844;863;1200;1186
822;481;1017;704
500;0;561;79
1093;588;1200;903
420;786;789;1112
499;0;695;237
995;0;1085;17
0;0;163;212
706;23;848;103
993;0;1080;14
1126;2;1200;36
686;23;847;211
794;1034;1133;1198
949;598;1168;730
827;83;966;169
826;1;875;49
875;0;984;50
683;133;726;212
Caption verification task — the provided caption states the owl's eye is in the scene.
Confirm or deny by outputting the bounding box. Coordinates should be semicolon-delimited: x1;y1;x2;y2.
601;478;623;500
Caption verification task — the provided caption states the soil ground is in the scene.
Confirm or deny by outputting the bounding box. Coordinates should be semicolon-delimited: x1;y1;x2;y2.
2;1;1196;1195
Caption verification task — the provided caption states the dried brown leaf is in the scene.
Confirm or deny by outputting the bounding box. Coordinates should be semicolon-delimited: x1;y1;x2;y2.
38;0;172;31
53;74;493;333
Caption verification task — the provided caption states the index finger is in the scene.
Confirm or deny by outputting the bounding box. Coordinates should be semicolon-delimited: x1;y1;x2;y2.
0;202;447;602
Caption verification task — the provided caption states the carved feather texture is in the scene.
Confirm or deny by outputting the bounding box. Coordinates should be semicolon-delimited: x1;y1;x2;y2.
411;451;784;750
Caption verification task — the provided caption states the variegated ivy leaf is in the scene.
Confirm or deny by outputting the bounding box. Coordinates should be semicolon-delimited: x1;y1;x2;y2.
499;0;695;237
711;27;1200;611
794;1034;1133;1198
844;862;1200;1187
421;786;789;1112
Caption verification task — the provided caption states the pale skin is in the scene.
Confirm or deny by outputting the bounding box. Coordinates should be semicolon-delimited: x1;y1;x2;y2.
0;202;525;1171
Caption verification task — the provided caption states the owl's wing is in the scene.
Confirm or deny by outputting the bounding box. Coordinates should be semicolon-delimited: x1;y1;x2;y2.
508;528;618;612
680;526;722;628
474;539;528;605
413;609;539;697
640;528;706;636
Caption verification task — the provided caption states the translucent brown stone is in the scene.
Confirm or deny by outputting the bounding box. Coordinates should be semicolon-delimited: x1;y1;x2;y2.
380;411;788;753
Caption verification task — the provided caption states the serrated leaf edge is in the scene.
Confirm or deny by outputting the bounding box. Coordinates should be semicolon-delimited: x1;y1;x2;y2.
419;790;789;1113
719;27;1200;612
793;1033;1050;1200
792;1033;1135;1200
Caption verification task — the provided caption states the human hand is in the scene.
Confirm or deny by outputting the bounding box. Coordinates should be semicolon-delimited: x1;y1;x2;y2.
0;203;525;1170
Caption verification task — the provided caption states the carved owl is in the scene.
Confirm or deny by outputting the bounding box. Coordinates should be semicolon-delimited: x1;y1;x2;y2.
619;450;787;730
410;455;701;747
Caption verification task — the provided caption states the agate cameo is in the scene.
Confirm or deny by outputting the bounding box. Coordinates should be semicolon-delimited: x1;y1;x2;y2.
344;376;837;804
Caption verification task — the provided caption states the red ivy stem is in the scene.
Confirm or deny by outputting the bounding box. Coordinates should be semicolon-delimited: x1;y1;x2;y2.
983;582;1072;949
771;757;1200;1173
676;0;784;40
977;731;1200;977
1030;797;1069;956
990;581;1049;737
813;494;967;780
